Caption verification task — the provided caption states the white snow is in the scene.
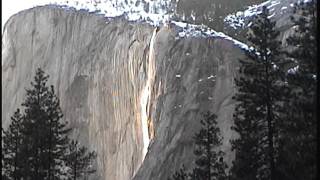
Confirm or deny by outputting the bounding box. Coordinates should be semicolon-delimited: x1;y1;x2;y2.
287;65;299;74
268;13;276;19
272;64;278;69
207;75;216;79
170;20;251;51
224;0;290;29
2;0;315;57
224;0;273;29
267;1;281;9
1;0;256;52
3;0;174;30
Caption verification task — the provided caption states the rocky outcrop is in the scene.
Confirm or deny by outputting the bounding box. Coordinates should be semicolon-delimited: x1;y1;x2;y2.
224;0;301;42
2;6;244;180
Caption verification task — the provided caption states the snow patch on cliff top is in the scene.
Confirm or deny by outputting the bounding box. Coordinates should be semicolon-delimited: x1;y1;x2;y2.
4;0;252;51
37;0;251;51
224;0;313;29
49;0;173;26
224;0;281;29
169;20;251;50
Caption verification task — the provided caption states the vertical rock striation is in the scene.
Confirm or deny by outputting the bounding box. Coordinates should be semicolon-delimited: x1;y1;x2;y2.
2;6;154;180
2;6;244;180
133;28;243;180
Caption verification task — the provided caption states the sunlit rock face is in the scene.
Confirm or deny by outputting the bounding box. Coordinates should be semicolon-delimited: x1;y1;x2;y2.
2;6;243;180
133;28;244;180
2;7;153;180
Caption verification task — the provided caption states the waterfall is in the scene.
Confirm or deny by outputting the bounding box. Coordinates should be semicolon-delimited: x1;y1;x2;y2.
140;85;150;160
140;27;157;161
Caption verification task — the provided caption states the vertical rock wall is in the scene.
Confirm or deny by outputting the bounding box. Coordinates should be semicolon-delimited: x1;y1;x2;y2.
2;6;155;180
133;28;243;180
2;6;244;180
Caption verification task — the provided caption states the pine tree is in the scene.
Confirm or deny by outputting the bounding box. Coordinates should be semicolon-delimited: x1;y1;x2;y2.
276;1;317;180
2;68;97;180
190;113;228;180
168;166;188;180
2;109;24;180
230;6;283;180
168;113;228;180
44;85;72;180
65;140;97;180
18;68;72;179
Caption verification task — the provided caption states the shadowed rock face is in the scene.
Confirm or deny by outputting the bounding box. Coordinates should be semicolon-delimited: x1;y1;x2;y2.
2;6;243;180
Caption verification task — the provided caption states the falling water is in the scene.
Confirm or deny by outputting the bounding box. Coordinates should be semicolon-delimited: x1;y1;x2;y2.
140;27;157;161
140;85;150;160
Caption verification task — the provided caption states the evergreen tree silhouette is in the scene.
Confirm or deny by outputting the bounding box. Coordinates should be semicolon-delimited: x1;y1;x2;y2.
168;166;188;180
169;113;228;180
2;68;97;180
190;113;227;180
2;109;24;180
230;6;283;180
65;140;97;180
276;1;317;180
19;68;71;179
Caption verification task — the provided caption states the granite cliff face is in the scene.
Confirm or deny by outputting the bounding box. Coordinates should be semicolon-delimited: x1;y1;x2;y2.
2;6;244;180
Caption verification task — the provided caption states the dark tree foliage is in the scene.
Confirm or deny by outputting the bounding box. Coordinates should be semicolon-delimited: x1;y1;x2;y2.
18;68;72;179
2;109;24;180
230;6;284;180
168;166;189;180
2;68;97;180
169;113;228;180
191;113;228;180
276;1;317;180
65;140;97;180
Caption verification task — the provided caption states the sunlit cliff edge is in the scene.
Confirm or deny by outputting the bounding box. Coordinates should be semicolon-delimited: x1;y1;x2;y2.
3;4;266;180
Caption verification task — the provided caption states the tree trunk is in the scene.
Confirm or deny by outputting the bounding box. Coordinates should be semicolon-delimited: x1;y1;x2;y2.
207;122;211;180
265;54;275;180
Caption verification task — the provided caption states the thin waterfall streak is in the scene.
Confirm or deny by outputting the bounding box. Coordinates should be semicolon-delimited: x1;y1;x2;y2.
140;28;157;161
